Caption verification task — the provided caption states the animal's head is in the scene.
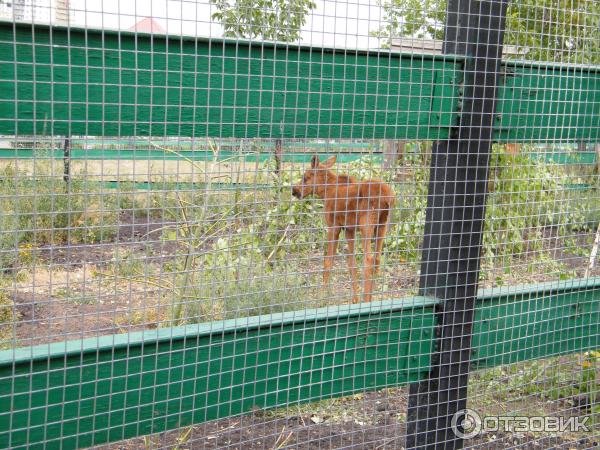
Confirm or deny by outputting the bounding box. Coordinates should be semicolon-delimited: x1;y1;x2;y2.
291;155;337;199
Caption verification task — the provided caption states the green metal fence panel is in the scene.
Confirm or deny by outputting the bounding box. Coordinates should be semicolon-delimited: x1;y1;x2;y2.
1;278;598;449
0;22;459;140
2;147;597;168
62;140;380;150
3;23;600;142
0;148;382;162
0;298;436;449
495;61;600;142
472;278;600;369
529;149;598;165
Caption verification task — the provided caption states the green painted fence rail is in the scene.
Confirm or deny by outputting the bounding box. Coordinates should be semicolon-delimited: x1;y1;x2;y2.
0;22;460;140
0;298;437;450
0;178;589;194
100;180;595;192
472;277;600;369
529;150;597;165
2;22;599;142
1;147;597;165
0;277;598;449
0;148;381;163
494;61;600;142
70;140;379;150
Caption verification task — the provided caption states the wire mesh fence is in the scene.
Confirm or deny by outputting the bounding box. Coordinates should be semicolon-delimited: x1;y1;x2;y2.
0;0;599;449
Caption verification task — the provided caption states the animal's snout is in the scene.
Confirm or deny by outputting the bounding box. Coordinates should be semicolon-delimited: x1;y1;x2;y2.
292;185;302;198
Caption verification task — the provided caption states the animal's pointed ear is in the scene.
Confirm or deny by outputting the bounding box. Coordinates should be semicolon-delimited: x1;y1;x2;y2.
322;155;337;168
311;155;320;168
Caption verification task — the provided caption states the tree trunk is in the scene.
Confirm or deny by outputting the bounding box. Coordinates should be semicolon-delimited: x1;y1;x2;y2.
382;140;405;169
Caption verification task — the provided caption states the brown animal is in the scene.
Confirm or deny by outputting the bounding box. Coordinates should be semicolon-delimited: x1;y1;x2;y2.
292;155;396;303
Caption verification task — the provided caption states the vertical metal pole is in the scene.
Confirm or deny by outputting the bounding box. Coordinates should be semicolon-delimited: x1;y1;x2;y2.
274;138;283;175
405;1;509;449
63;136;71;185
383;140;405;170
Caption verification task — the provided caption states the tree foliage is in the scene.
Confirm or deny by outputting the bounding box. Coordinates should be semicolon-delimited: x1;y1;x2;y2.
211;0;316;42
375;0;445;42
375;0;600;63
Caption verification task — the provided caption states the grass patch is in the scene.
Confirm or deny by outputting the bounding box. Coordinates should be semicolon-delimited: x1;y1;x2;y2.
0;285;19;349
173;263;324;323
470;355;600;432
0;164;121;271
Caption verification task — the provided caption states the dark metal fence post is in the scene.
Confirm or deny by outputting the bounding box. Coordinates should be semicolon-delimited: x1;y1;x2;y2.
405;1;509;449
275;138;283;175
63;137;71;185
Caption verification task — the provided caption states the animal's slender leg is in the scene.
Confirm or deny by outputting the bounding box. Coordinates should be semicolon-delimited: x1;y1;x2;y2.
373;223;388;275
323;227;341;285
345;229;360;303
361;226;375;302
373;209;390;274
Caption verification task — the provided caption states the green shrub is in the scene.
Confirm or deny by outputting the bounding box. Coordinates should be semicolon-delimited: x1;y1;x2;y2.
0;287;18;349
178;264;321;323
484;146;591;266
0;164;119;271
346;144;592;269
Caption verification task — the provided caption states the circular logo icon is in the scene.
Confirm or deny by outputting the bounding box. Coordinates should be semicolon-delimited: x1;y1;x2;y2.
451;408;482;439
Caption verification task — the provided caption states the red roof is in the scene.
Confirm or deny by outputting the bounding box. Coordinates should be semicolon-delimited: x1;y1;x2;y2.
129;18;166;33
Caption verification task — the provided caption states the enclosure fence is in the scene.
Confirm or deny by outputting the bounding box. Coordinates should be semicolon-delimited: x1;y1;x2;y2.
0;0;599;449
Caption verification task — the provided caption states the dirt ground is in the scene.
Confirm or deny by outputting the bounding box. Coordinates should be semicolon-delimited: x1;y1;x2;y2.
11;211;179;346
94;387;597;449
11;214;599;347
